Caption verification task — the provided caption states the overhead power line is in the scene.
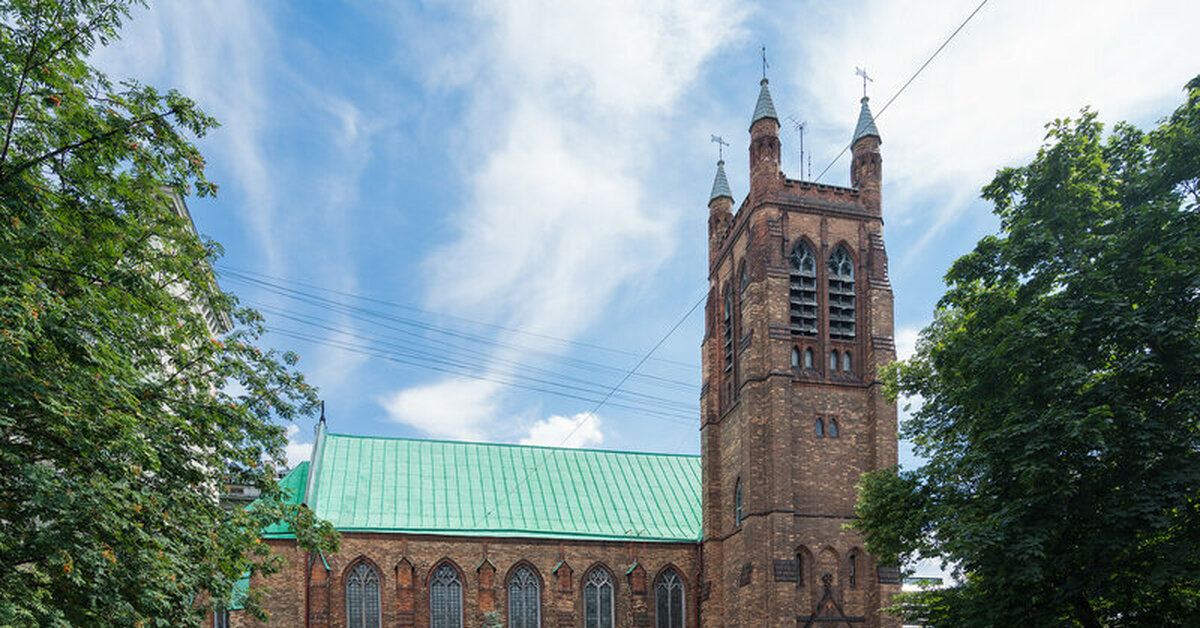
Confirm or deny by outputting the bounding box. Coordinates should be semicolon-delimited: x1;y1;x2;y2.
814;0;990;183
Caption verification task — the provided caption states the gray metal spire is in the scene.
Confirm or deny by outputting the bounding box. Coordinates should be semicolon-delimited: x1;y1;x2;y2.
852;96;881;144
710;159;733;203
751;79;778;126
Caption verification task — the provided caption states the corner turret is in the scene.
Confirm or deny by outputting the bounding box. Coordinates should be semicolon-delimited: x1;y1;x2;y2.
708;159;734;265
851;96;882;214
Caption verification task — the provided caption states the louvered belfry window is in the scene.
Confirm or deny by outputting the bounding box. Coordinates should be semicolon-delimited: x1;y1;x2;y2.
584;568;614;628
345;562;381;628
828;246;856;339
789;242;818;336
508;565;541;628
655;568;685;628
431;563;463;628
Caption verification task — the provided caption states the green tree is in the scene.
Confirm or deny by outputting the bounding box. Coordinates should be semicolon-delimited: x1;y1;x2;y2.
855;77;1200;627
0;1;337;625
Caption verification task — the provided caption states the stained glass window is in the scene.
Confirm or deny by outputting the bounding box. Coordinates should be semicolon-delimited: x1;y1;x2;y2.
508;565;540;628
431;563;463;628
789;242;818;336
584;568;614;628
828;246;855;339
346;562;381;628
655;569;685;628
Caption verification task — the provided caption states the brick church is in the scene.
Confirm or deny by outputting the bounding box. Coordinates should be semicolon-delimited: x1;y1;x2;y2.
235;75;901;628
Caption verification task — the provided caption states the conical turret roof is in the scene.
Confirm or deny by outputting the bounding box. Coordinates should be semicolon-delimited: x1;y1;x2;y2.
852;96;881;144
751;79;778;126
709;160;733;203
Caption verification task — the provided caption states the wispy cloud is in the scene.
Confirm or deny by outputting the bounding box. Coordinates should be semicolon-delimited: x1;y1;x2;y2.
379;0;743;441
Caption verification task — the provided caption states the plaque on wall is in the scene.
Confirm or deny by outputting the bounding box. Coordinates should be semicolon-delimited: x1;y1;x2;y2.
773;559;798;582
876;566;901;584
737;562;753;587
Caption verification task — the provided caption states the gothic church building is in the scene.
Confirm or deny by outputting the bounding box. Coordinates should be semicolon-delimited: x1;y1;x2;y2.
238;76;901;628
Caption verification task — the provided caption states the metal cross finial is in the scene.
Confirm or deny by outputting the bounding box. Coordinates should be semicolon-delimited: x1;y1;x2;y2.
761;45;769;80
855;66;873;98
710;134;730;160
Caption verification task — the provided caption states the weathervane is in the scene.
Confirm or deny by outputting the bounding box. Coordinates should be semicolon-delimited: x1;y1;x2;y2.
855;66;873;98
761;45;770;80
710;134;730;160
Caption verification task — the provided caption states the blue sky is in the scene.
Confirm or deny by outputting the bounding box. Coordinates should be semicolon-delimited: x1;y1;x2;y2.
95;0;1200;473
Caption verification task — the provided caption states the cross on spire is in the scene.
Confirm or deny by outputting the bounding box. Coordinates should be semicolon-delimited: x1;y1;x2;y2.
855;66;873;98
710;134;729;160
761;46;769;81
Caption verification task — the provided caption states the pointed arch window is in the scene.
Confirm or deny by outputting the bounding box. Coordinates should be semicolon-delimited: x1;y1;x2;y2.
815;418;825;437
584;568;614;628
655;569;685;628
842;351;852;372
346;562;382;628
789;242;818;336
830;350;839;372
848;551;858;589
804;348;814;369
734;478;743;527
739;260;749;293
791;347;800;369
828;246;856;339
723;288;734;373
507;565;540;628
431;563;463;628
828;419;839;438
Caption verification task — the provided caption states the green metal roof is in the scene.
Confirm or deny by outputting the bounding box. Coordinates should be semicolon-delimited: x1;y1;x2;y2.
262;461;309;538
295;431;701;543
852;96;881;144
709;160;733;203
751;78;778;126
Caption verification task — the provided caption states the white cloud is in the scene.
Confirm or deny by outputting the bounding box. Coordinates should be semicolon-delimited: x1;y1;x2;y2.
520;412;604;449
284;424;313;469
895;325;921;362
379;378;500;440
791;0;1200;267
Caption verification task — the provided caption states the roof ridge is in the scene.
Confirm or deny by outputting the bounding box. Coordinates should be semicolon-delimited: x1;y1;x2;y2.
323;431;701;458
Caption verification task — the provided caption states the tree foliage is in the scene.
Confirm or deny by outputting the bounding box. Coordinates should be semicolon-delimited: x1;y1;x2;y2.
0;1;337;625
855;77;1200;627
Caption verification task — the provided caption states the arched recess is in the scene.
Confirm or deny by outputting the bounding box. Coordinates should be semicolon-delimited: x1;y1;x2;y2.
653;564;686;628
505;561;542;628
581;563;616;628
817;546;841;589
343;556;384;628
795;545;815;589
428;559;465;628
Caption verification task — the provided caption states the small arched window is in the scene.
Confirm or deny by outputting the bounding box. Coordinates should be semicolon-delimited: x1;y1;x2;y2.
842;351;852;372
739;260;749;293
804;348;814;369
848;551;858;589
828;246;856;339
507;565;540;628
346;562;382;628
789;242;818;336
583;568;614;628
431;563;463;628
655;568;685;628
828;419;839;438
815;418;825;437
791;347;800;368
723;288;734;373
830;350;839;372
734;478;743;526
795;552;805;588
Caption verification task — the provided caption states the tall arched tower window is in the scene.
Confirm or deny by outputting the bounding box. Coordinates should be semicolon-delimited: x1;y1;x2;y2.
734;478;743;526
723;288;734;373
828;246;856;339
507;565;540;628
655;568;685;628
431;563;463;628
789;241;818;336
583;568;614;628
345;562;382;628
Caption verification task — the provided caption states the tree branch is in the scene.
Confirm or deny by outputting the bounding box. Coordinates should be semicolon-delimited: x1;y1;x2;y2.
0;10;45;175
1;110;173;182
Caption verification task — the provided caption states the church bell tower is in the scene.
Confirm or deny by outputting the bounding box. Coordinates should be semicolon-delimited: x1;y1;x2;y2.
698;76;901;628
